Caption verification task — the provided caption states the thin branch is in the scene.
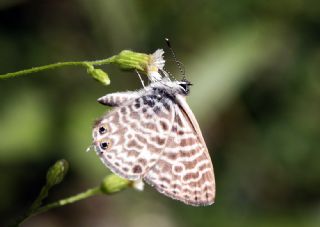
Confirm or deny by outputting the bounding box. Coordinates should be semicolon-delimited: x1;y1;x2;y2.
33;187;102;217
0;57;116;79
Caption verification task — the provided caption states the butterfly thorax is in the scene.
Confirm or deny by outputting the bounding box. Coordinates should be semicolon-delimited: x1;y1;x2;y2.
147;79;192;98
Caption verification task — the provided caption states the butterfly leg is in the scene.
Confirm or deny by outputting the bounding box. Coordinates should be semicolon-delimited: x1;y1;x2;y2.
97;91;140;107
135;69;146;88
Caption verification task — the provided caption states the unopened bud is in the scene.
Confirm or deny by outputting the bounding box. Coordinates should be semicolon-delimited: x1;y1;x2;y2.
100;174;131;194
88;68;110;85
114;50;149;72
46;159;69;187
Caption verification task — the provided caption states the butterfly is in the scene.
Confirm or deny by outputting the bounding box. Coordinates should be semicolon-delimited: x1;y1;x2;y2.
92;51;215;206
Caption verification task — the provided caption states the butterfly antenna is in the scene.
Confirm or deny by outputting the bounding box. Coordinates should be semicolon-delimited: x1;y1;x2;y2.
163;67;174;79
165;38;186;80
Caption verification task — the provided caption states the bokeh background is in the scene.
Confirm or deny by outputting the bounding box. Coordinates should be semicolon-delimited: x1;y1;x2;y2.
1;0;320;226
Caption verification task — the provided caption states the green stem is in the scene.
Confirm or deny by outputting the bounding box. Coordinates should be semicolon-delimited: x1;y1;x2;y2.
11;186;50;227
0;56;116;79
18;187;102;226
0;50;150;84
29;184;50;213
36;186;102;214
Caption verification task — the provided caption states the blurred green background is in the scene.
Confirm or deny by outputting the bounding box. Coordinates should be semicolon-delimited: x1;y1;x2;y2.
1;0;320;226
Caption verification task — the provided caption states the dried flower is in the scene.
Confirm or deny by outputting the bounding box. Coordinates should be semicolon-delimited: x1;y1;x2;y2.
147;49;166;81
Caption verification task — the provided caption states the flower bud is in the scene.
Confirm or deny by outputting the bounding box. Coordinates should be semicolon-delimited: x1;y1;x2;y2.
100;174;131;194
114;50;149;72
88;68;110;85
46;159;69;187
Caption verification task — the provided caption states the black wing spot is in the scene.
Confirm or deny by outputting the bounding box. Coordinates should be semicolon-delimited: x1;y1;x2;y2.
99;126;106;134
100;142;109;150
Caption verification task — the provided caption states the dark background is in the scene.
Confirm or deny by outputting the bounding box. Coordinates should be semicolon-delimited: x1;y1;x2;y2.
0;0;319;226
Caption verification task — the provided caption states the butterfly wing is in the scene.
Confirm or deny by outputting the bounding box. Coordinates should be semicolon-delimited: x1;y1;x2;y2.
144;95;215;206
93;91;175;180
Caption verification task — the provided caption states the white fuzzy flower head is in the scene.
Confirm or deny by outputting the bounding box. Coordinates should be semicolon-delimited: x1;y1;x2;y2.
147;49;166;82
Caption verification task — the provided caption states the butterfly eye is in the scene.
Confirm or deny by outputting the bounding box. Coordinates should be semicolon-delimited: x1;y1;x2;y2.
99;126;106;134
180;84;186;90
100;142;109;150
178;80;192;94
179;83;189;94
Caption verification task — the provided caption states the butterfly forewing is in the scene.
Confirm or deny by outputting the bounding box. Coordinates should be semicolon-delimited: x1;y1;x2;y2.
93;91;175;180
144;99;215;206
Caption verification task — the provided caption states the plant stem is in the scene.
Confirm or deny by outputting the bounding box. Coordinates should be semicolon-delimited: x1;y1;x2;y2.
0;56;116;79
36;186;102;214
17;187;102;226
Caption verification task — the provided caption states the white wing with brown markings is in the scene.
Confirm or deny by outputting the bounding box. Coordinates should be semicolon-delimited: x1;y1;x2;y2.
93;91;175;180
144;95;215;206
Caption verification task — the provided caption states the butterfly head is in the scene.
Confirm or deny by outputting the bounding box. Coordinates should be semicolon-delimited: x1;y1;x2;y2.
177;79;193;95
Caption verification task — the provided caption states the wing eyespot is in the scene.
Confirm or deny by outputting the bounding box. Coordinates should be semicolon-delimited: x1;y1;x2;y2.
100;139;112;150
99;126;106;134
99;139;113;152
97;123;110;135
100;142;109;149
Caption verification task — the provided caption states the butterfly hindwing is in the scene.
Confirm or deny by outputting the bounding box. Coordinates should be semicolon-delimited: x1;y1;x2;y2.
93;90;175;180
144;98;215;206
